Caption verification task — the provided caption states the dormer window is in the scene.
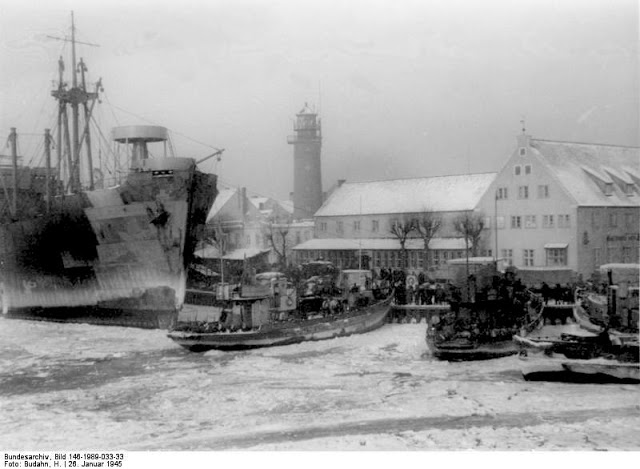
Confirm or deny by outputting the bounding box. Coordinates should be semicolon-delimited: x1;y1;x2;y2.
626;183;635;196
604;183;613;196
519;148;527;156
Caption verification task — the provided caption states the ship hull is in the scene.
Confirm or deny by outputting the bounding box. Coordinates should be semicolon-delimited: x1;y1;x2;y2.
167;296;392;352
0;159;216;329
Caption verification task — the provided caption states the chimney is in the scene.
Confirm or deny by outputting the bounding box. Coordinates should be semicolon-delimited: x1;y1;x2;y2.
240;187;247;215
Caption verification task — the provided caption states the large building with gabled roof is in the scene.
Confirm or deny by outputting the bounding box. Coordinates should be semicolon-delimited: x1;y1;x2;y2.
293;172;497;276
475;133;639;280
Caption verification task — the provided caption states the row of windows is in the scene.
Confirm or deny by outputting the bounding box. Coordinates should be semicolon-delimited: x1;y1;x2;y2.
513;164;532;176
501;248;567;267
590;212;637;229
592;247;639;265
503;214;571;229
296;249;467;270
496;184;549;200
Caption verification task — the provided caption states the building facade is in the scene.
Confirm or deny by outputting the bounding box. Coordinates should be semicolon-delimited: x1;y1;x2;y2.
293;173;497;278
201;187;315;268
475;134;639;280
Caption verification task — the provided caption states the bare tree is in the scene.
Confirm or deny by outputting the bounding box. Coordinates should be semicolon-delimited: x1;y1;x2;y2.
265;217;291;269
414;208;442;272
204;220;228;282
389;216;416;271
452;212;485;257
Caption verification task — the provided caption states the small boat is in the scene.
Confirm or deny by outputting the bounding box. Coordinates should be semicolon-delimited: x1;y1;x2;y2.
514;303;638;361
429;337;521;361
426;267;541;361
520;356;639;384
168;268;392;351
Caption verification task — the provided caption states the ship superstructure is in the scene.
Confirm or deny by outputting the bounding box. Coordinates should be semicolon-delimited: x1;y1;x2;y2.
0;13;217;328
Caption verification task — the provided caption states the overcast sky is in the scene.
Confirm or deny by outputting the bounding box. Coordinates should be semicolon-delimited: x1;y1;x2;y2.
1;0;638;201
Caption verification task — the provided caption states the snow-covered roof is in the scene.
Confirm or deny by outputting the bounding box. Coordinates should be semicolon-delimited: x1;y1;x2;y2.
248;196;269;209
530;140;639;206
206;188;236;222
315;173;497;217
195;246;270;260
292;237;467;251
281;200;294;214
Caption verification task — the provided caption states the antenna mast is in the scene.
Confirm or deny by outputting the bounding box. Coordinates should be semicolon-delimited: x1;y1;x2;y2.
49;11;101;193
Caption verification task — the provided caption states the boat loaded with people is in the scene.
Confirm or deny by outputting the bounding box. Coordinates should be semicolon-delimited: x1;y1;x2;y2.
426;266;542;361
0;13;218;328
514;297;639;384
167;266;392;351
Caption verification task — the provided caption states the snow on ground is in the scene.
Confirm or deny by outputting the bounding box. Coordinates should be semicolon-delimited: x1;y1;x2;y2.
0;318;638;451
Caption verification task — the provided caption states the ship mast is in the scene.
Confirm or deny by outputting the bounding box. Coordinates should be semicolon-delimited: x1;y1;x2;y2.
49;11;101;194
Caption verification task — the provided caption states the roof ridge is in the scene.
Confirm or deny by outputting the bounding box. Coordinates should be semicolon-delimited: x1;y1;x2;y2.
532;138;639;149
345;171;498;185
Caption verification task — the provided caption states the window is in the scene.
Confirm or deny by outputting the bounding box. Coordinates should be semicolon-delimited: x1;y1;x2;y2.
518;186;529;199
353;220;360;231
626;183;635;196
319;222;327;232
337;221;343;233
537;185;549;198
546;248;567;266
609;213;617;227
525;165;531;174
511;216;522;229
514;165;521;176
372;220;379;232
626;212;634;227
523;249;535;267
604;183;613;196
496;216;505;229
296;232;301;244
519;148;527;156
558;214;570;228
433;251;441;266
501;249;513;266
623;247;633;263
525;215;536;228
542;215;555;228
593;248;601;267
607;247;620;263
497;187;508;199
483;216;491;229
591;212;600;229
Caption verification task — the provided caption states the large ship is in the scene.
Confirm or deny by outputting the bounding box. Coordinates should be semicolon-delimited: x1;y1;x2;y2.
0;14;218;328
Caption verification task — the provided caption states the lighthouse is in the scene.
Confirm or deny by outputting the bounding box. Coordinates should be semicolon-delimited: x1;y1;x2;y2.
287;103;322;220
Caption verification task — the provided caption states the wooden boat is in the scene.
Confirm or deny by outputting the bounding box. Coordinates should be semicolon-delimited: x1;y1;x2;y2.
520;356;639;384
168;268;392;352
514;303;638;361
168;295;391;351
426;268;542;361
428;336;521;361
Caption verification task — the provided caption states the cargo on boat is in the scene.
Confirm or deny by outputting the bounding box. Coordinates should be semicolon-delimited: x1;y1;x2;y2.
168;267;392;351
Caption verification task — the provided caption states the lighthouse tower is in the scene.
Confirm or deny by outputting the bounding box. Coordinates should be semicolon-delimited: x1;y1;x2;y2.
287;103;322;220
